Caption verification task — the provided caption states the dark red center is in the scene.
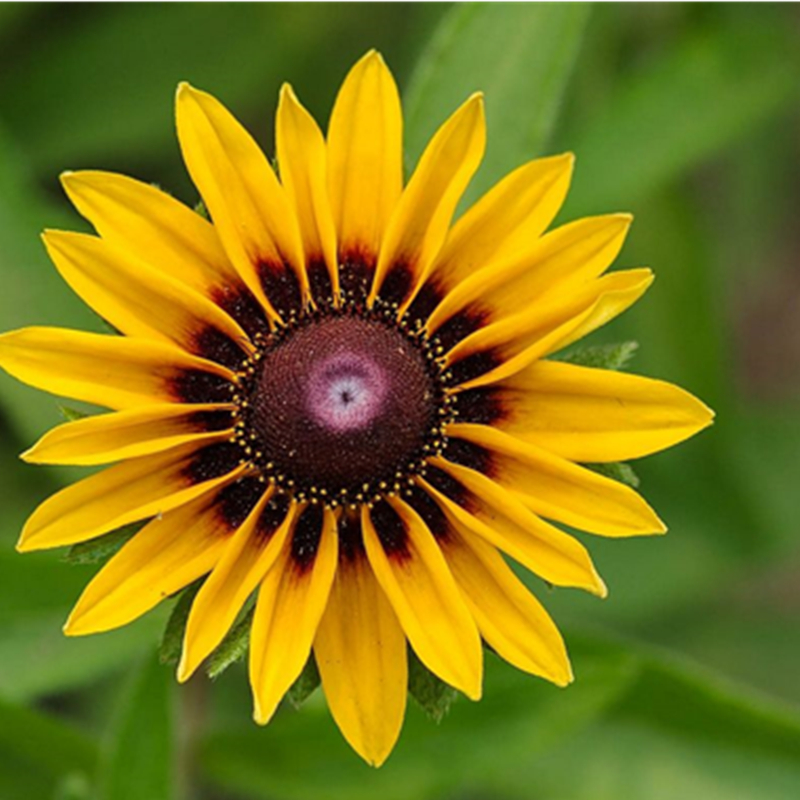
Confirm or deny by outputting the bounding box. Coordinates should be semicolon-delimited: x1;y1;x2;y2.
250;314;437;494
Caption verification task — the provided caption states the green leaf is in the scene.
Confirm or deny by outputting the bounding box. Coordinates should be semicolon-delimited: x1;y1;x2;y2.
0;542;165;701
554;340;639;371
0;610;163;702
0;697;97;800
206;606;254;680
0;417;62;552
563;13;800;214
287;657;321;709
528;635;800;800
64;525;139;566
0;125;99;444
53;773;92;800
407;649;458;723
57;405;91;422
158;580;202;666
404;3;590;202
0;5;428;176
585;461;640;489
96;654;176;800
200;634;800;800
200;644;633;800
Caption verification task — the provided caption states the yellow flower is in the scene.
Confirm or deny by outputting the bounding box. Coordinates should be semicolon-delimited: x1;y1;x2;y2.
0;51;712;766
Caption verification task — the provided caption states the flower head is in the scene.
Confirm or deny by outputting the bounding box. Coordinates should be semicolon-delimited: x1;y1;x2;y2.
0;51;712;766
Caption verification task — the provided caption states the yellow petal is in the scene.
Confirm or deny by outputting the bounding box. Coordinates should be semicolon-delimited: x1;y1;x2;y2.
327;49;402;295
276;84;339;299
408;153;573;320
448;423;666;537
419;465;606;596
22;403;235;466
59;170;241;298
450;268;654;390
250;506;338;725
494;359;715;462
177;495;297;682
429;213;632;335
315;516;407;767
371;93;485;308
42;231;252;366
0;327;234;410
18;440;245;553
362;499;482;700
64;476;261;635
440;526;572;685
176;83;307;318
546;269;654;355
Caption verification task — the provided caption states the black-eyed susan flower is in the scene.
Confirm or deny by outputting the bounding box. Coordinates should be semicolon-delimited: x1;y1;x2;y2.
0;51;712;766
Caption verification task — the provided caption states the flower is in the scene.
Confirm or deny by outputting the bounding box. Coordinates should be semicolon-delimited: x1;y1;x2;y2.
0;50;712;766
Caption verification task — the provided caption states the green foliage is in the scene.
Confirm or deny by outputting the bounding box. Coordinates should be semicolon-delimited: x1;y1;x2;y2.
158;580;202;666
58;405;90;422
555;340;639;371
95;655;176;800
563;9;800;215
405;3;590;202
407;649;458;723
0;127;99;443
64;525;139;566
585;461;641;489
287;657;322;709
0;697;97;799
201;634;800;800
207;606;254;680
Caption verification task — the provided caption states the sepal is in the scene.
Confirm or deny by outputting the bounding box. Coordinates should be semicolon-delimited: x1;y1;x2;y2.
408;648;458;723
555;340;638;371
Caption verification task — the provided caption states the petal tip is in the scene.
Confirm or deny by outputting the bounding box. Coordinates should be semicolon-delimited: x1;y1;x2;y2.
467;91;486;111
252;701;277;727
465;683;483;702
176;653;194;684
19;446;36;464
251;708;266;726
593;573;609;599
350;49;387;78
700;401;717;427
364;746;394;769
553;666;574;688
636;268;655;288
551;151;576;176
40;229;63;248
175;81;198;104
62;615;83;637
59;170;99;194
461;669;483;702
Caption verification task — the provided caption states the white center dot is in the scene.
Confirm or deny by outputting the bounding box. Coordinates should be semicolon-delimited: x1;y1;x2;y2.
306;353;387;432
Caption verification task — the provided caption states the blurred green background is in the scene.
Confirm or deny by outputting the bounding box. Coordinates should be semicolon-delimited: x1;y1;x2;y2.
1;3;799;799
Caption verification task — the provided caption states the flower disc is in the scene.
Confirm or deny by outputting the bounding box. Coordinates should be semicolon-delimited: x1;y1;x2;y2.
249;314;439;496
